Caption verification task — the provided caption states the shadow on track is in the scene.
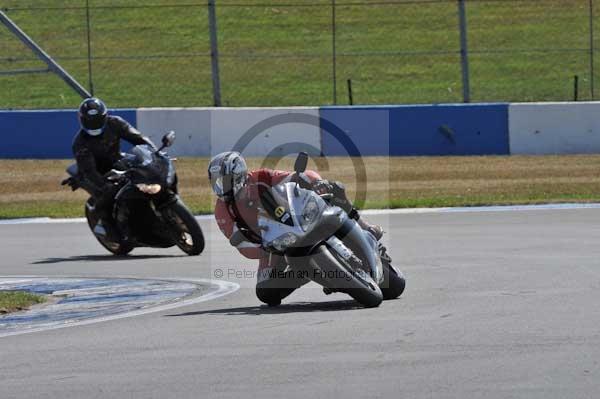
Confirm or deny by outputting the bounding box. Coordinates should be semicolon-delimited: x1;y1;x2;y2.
167;299;363;316
32;254;186;265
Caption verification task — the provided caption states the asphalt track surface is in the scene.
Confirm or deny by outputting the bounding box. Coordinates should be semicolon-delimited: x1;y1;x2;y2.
1;209;599;399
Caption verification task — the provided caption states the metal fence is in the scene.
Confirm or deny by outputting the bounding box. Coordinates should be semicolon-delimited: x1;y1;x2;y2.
0;0;598;109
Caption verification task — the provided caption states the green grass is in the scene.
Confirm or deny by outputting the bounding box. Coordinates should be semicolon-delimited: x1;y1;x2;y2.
2;155;600;219
0;291;46;314
1;0;598;109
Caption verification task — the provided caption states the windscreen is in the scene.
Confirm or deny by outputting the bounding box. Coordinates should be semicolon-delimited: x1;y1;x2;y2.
131;145;154;166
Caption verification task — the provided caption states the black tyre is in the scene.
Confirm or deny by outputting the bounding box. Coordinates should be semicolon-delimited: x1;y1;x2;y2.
345;274;384;308
303;245;383;308
84;200;133;256
162;200;205;256
380;261;406;300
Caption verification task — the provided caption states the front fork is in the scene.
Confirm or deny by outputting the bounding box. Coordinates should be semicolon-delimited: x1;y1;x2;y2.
330;218;384;285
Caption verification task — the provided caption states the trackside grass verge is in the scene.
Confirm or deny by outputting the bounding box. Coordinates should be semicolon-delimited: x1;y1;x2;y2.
1;155;600;219
0;291;46;314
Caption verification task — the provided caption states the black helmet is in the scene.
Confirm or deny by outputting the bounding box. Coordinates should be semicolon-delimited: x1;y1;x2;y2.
208;151;248;202
79;97;108;136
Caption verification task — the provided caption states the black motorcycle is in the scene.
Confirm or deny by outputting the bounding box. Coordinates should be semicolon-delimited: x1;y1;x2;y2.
62;132;205;256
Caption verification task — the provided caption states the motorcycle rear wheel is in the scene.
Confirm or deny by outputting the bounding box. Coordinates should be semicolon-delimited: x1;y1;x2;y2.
380;261;406;300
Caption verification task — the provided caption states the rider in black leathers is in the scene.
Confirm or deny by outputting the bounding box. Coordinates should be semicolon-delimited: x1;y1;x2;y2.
70;97;156;242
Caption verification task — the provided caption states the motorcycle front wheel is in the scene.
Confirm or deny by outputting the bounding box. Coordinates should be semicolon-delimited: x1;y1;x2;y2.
302;245;383;308
162;200;205;256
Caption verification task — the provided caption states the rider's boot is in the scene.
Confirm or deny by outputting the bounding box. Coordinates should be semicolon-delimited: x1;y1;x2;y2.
355;215;384;241
93;186;122;244
378;241;392;264
115;207;134;245
94;217;121;243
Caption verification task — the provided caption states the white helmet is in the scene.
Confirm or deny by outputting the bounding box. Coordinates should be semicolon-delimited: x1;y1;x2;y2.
208;151;248;201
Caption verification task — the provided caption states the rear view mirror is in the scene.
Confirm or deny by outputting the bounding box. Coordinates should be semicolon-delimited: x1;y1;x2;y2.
162;131;176;148
294;152;308;174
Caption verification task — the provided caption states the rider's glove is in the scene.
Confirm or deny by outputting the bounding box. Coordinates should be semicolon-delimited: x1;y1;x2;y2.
313;179;354;215
61;177;80;191
312;179;333;195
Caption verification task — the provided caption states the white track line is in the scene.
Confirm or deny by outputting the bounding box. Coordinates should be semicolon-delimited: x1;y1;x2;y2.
360;203;600;215
0;215;214;225
2;203;600;225
0;277;239;339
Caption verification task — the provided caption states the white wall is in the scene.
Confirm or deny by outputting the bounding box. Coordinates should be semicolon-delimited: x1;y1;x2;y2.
208;107;321;157
136;108;211;157
509;102;600;154
137;107;321;157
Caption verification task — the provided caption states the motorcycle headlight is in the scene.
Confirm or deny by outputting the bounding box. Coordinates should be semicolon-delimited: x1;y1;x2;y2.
136;183;162;194
300;197;320;231
270;232;298;252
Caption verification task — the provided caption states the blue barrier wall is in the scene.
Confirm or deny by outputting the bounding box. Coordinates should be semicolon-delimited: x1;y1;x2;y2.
1;104;511;158
0;109;136;158
320;104;510;156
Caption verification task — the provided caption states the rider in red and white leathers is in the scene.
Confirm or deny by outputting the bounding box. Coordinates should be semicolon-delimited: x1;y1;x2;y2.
209;152;383;306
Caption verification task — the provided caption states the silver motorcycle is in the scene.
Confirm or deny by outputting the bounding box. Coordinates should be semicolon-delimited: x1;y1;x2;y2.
235;152;405;308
